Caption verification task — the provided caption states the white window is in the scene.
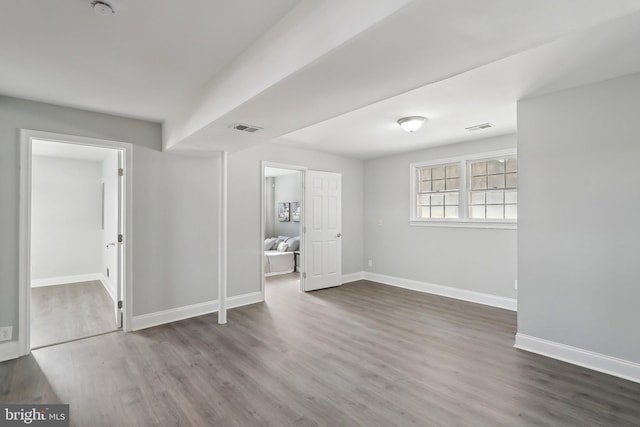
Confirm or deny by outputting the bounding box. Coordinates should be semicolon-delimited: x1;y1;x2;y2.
410;150;517;228
415;163;460;219
468;158;517;220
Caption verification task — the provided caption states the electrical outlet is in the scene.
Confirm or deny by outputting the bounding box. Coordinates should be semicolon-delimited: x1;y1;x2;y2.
514;280;518;290
0;326;12;342
368;259;373;268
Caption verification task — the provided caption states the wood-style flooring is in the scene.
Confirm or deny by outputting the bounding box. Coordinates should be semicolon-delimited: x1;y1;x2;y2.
2;273;640;426
30;281;116;348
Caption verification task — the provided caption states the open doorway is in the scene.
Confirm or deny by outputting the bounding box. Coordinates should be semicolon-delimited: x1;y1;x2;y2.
28;138;124;349
262;165;304;300
260;163;344;300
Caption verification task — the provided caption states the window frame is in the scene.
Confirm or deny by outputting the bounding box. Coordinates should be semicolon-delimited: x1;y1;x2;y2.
409;149;517;229
415;161;462;220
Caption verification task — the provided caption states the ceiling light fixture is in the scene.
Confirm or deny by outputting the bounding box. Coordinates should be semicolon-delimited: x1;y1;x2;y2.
397;116;427;133
91;0;115;15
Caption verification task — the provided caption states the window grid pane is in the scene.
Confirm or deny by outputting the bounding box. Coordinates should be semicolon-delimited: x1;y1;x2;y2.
416;163;461;219
414;155;516;222
446;165;460;178
486;205;504;219
467;156;517;220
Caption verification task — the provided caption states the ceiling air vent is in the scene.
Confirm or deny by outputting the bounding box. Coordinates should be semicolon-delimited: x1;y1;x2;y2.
465;123;493;132
232;123;263;133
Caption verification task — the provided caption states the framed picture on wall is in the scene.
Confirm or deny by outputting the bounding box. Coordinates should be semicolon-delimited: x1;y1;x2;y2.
292;201;301;222
278;202;290;222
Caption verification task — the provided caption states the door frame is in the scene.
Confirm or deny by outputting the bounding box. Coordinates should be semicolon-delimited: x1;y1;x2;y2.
18;129;133;356
260;161;307;300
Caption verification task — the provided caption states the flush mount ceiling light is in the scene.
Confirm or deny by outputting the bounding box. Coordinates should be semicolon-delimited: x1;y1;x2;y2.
91;0;115;15
397;116;427;133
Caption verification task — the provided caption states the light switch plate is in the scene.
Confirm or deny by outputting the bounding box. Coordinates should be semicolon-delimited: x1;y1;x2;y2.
0;326;13;341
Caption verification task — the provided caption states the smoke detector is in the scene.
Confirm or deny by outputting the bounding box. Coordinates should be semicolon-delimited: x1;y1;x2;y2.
232;123;263;133
91;1;115;15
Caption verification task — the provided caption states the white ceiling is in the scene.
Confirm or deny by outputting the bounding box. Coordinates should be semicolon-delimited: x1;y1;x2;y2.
275;9;640;159
3;1;640;159
0;0;300;121
163;0;640;154
32;139;114;162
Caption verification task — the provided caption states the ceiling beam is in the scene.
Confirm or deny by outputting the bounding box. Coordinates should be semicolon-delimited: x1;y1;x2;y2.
162;0;413;151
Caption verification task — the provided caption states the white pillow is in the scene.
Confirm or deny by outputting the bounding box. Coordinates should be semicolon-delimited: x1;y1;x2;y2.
277;241;288;252
286;236;300;251
264;237;277;250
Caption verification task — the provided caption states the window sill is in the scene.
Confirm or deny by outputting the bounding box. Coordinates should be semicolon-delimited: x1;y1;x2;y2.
409;219;517;230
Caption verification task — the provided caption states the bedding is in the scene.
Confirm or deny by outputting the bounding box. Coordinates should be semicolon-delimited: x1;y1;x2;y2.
286;236;300;251
264;237;277;250
277;241;288;252
264;235;300;276
264;250;294;276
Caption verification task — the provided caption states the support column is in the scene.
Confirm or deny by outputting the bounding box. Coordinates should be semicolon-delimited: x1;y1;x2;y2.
218;151;228;324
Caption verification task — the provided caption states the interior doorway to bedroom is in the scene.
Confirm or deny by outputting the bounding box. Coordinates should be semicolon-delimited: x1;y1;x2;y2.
25;136;127;350
262;165;303;300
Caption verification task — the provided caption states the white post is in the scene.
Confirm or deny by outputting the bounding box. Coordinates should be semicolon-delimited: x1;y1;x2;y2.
18;133;32;356
218;151;228;324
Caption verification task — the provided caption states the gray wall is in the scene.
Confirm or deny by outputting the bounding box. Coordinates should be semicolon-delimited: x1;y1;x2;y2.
31;156;102;280
264;177;276;238
274;172;301;238
228;142;364;297
518;72;640;363
0;96;219;344
363;134;518;299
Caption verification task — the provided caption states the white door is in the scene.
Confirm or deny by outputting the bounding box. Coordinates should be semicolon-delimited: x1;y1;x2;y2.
115;151;124;327
303;171;342;291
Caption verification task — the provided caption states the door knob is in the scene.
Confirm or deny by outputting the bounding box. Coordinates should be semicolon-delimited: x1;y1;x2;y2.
336;233;342;238
106;242;116;248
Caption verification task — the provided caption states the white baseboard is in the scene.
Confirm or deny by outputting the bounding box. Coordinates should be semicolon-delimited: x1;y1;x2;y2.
341;272;365;284
98;274;117;302
131;291;265;331
131;300;218;331
0;340;21;363
515;333;640;384
227;291;263;309
31;273;104;288
362;272;517;311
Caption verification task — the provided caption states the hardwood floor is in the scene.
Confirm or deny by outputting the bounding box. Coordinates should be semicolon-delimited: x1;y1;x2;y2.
30;281;116;348
2;274;640;426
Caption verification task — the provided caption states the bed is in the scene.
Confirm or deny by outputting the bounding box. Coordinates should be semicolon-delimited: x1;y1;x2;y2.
264;235;300;276
264;250;295;276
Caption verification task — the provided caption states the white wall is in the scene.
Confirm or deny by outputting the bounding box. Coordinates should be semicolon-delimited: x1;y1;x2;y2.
31;156;102;281
101;150;119;299
273;172;301;238
517;72;640;364
0;95;219;345
228;142;364;297
363;134;518;299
